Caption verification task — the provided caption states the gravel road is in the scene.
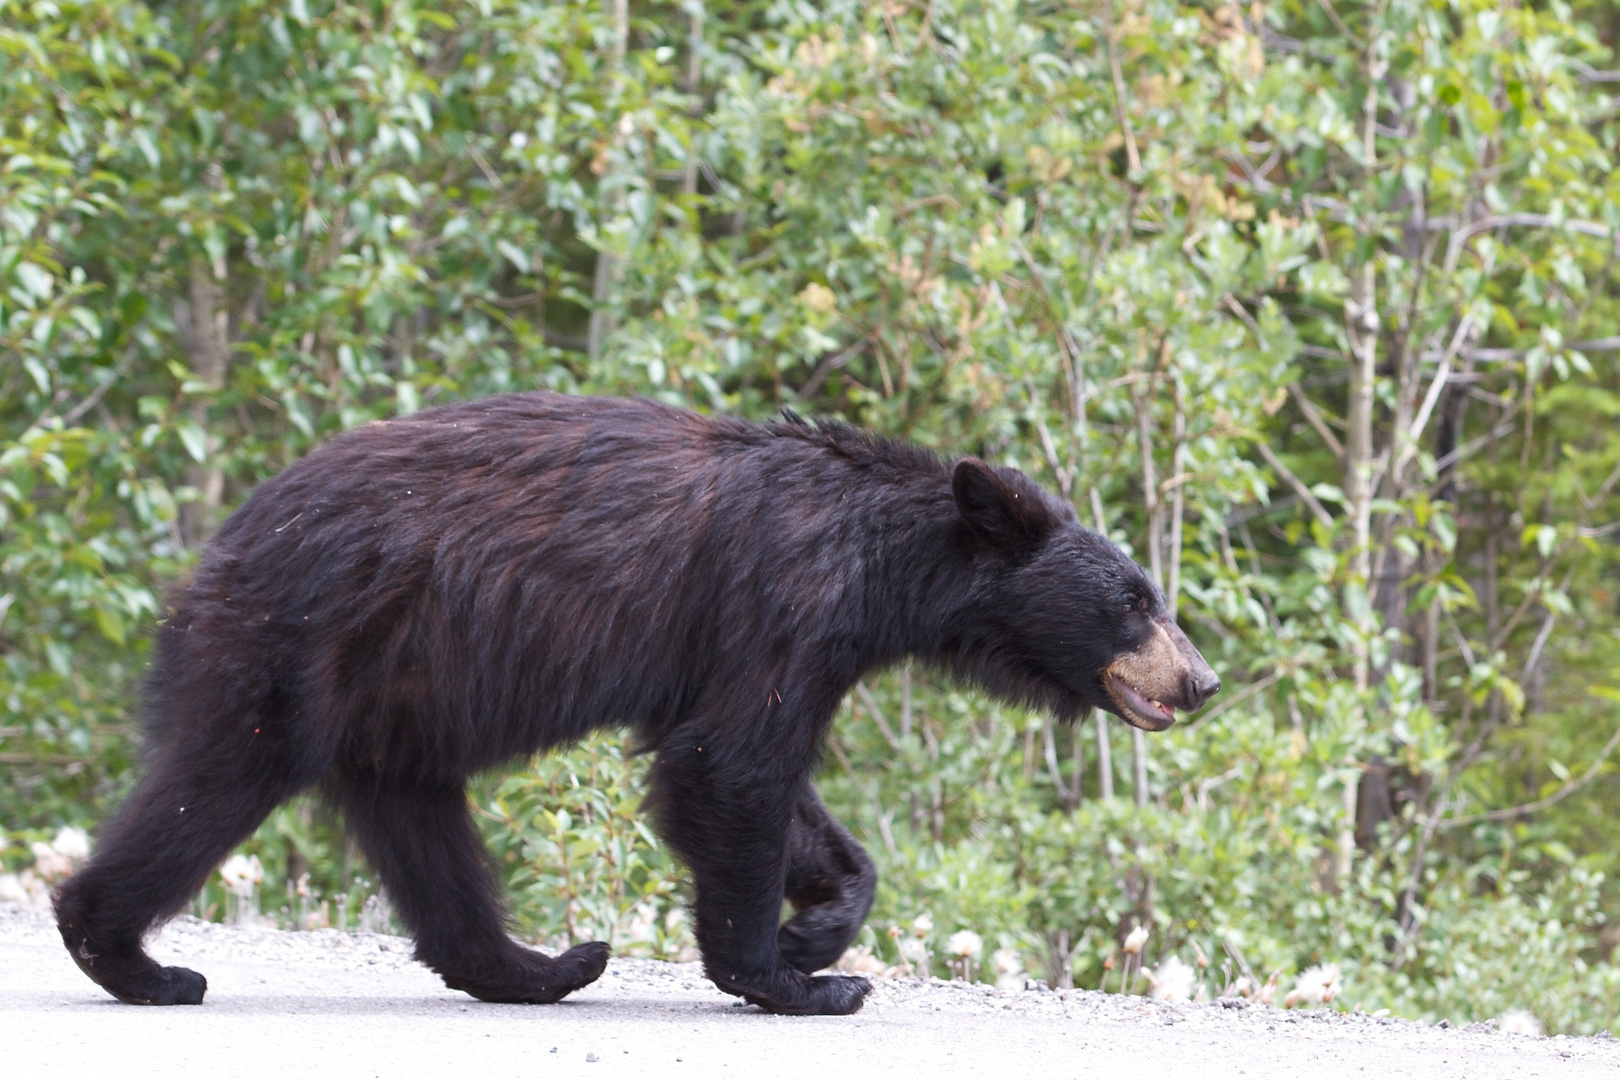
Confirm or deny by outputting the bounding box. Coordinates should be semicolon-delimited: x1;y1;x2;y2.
2;904;1615;1078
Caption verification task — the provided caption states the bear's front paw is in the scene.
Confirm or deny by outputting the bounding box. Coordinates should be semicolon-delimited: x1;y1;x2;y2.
58;921;207;1006
557;940;611;985
714;967;871;1016
99;963;208;1006
144;965;208;1006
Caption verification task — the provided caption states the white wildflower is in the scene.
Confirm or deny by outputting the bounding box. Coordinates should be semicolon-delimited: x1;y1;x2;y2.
0;868;50;910
946;929;983;960
837;946;888;976
990;947;1026;991
991;947;1022;975
798;282;838;316
358;893;394;934
51;826;91;863
1498;1009;1543;1037
1122;925;1149;955
622;900;659;946
1146;956;1197;1002
30;841;74;884
912;913;934;937
898;936;929;966
1283;963;1342;1008
218;853;263;898
0;873;27;905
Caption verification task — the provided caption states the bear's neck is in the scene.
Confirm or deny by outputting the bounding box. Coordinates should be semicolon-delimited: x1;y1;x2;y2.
846;492;980;679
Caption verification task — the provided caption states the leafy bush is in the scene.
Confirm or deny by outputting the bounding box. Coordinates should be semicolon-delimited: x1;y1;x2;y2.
3;0;1619;1035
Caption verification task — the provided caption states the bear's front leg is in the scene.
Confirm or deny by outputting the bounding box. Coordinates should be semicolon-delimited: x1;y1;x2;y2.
779;783;876;974
648;740;871;1016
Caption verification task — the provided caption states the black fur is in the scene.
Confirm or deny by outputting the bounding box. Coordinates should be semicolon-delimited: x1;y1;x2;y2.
55;392;1178;1015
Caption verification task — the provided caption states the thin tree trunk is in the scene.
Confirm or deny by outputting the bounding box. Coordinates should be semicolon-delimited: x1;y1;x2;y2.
1132;359;1162;810
680;3;703;198
900;661;913;742
1345;261;1377;690
178;257;230;547
1165;382;1186;621
1070;718;1085;805
1135;374;1163;591
1094;711;1115;800
1045;718;1078;811
587;0;629;361
1335;267;1376;885
1334;40;1388;887
1138;379;1188;812
1132;728;1148;808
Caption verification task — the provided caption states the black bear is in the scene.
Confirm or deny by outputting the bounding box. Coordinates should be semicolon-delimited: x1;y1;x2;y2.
55;392;1217;1015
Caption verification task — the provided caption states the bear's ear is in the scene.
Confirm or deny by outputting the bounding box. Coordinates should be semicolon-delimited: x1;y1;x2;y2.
952;458;1055;550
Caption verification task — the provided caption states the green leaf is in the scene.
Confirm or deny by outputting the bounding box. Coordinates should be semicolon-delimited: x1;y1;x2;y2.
93;606;126;645
496;240;530;274
176;421;209;463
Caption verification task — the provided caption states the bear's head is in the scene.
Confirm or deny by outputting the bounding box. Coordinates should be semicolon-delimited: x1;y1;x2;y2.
951;458;1220;731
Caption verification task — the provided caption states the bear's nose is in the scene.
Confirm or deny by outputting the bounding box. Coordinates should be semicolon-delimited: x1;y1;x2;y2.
1187;670;1221;710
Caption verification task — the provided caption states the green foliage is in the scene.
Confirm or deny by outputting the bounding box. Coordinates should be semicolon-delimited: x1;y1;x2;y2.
3;0;1619;1034
480;734;689;957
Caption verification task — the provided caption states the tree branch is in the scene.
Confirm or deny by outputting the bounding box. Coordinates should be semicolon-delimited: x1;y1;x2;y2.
854;681;903;753
1044;718;1078;809
1184;671;1281;733
1436;213;1614;271
1458;337;1620;362
1254;441;1335;529
1288;384;1345;460
1572;60;1620;83
1441;717;1620;827
1105;4;1141;177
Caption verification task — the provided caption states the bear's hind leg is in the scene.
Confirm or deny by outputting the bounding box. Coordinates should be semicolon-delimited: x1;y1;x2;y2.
778;784;877;974
334;770;608;1004
54;755;301;1005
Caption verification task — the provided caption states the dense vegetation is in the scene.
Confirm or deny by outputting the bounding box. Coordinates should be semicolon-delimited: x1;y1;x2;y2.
3;0;1618;1032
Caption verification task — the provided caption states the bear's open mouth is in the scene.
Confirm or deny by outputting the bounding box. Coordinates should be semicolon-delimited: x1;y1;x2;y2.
1103;671;1177;732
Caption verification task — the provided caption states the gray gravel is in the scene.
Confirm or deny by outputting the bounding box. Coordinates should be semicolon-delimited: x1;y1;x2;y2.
3;903;1616;1078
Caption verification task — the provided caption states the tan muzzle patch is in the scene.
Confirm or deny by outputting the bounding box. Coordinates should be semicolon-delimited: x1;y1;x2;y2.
1102;618;1219;731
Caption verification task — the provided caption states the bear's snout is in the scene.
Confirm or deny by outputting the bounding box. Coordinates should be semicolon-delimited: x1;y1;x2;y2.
1102;617;1219;730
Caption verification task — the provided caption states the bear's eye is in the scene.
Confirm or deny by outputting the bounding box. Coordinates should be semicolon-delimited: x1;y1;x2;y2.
1123;595;1141;614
